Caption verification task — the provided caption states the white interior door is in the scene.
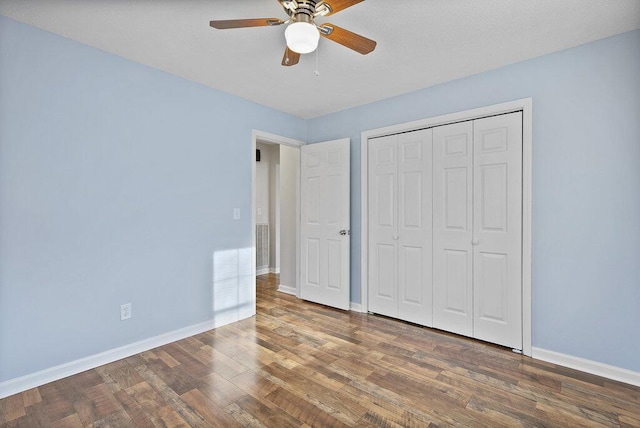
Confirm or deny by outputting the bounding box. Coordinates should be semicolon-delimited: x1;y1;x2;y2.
300;139;350;310
432;121;474;337
473;112;523;349
368;129;433;325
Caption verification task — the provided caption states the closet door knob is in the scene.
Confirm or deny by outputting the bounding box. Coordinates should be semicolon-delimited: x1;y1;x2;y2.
472;240;479;245
392;235;399;240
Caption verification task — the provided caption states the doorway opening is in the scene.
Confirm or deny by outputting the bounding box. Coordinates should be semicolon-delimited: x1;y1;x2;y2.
251;130;304;306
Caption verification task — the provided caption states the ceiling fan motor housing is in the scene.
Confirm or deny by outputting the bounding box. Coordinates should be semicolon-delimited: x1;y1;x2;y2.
292;0;319;24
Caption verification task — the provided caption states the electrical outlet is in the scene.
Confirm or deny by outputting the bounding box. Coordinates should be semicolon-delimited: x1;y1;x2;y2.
120;303;132;320
233;208;241;220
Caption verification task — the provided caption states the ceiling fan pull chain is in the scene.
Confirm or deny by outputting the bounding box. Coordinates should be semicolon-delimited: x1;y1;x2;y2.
314;44;320;77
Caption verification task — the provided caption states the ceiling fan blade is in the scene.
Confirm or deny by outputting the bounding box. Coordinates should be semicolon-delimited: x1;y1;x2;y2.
282;47;300;66
319;24;376;55
209;18;284;29
322;0;364;16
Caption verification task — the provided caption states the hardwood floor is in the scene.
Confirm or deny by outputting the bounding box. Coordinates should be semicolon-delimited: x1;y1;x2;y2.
1;273;639;427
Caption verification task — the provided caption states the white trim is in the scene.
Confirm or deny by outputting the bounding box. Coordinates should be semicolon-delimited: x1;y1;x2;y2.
252;130;305;148
295;146;301;299
532;347;640;387
277;284;297;295
0;318;232;399
251;130;305;302
360;98;533;356
269;268;280;274
256;266;270;276
360;125;369;316
521;99;533;357
349;302;364;313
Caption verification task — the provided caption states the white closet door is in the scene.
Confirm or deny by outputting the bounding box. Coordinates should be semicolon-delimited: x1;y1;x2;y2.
473;112;523;349
433;122;474;337
368;135;398;318
397;129;433;326
368;129;432;324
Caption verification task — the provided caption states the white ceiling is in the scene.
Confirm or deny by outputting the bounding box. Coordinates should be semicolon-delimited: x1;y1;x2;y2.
1;0;639;119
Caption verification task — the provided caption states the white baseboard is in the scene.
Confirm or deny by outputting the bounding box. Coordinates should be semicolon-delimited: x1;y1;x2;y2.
277;284;297;295
532;347;640;387
256;266;270;275
350;302;364;313
0;315;250;400
269;268;280;274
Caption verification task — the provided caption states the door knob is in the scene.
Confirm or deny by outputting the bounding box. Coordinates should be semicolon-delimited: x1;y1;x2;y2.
472;240;479;245
392;234;399;240
339;229;349;236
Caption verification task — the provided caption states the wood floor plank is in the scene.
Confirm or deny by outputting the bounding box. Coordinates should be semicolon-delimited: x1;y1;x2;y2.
340;383;435;427
197;371;248;408
93;409;134;427
180;388;240;427
19;389;41;408
560;379;640;421
113;389;156;428
49;412;84;428
134;366;209;427
125;381;163;407
619;413;640;427
36;381;77;422
155;405;189;427
191;344;250;380
344;378;471;426
264;386;349;428
155;349;181;369
2;272;639;427
228;369;285;414
436;369;539;415
0;394;25;424
535;400;614;428
263;362;368;424
228;394;304;428
465;394;546;427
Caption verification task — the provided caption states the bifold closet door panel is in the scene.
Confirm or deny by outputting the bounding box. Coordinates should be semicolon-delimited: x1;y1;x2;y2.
472;112;523;349
368;135;398;318
368;130;433;325
433;121;474;338
397;129;433;326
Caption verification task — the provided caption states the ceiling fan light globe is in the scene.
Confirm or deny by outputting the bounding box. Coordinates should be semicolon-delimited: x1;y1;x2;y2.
285;22;320;54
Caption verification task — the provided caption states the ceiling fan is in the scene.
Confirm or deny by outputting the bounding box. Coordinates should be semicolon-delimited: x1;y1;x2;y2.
209;0;376;67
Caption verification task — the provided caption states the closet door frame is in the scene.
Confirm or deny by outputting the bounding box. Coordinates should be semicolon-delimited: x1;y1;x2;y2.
360;98;533;356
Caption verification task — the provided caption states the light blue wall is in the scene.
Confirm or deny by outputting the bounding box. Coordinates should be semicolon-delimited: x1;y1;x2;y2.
308;30;640;372
0;16;306;382
2;13;639;384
